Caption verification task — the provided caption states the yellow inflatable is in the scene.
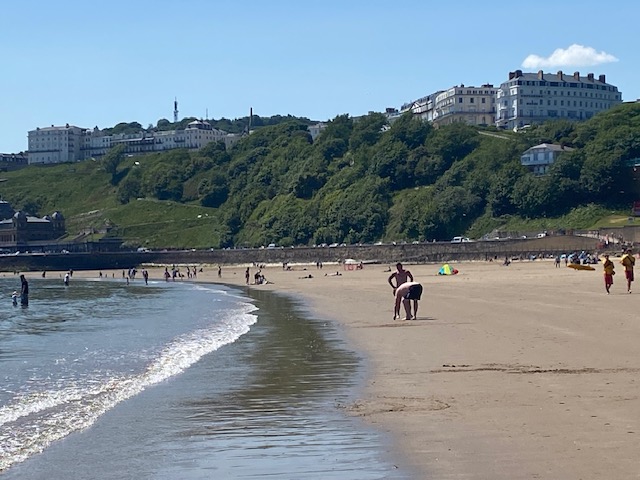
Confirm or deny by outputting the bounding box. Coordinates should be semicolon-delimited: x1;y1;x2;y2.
567;264;596;271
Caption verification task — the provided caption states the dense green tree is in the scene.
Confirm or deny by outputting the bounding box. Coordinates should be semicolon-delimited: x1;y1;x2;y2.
349;112;387;150
102;144;127;185
117;169;142;204
487;162;526;217
426;123;480;164
386;112;432;149
199;172;229;208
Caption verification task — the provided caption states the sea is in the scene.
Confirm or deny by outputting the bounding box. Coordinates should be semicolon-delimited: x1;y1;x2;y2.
0;275;410;479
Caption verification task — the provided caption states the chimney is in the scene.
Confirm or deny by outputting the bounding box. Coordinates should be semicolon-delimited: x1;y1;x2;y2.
515;69;523;77
537;70;544;80
587;73;594;82
508;71;515;80
599;74;606;83
557;70;563;81
573;71;580;80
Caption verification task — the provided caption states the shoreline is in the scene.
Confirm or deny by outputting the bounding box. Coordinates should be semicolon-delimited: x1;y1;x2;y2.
11;259;640;479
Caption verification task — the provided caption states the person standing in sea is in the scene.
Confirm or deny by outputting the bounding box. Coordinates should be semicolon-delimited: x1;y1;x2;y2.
20;274;29;306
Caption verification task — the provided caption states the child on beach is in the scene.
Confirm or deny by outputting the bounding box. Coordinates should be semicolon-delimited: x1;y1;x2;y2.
11;291;18;306
603;254;615;294
620;249;635;293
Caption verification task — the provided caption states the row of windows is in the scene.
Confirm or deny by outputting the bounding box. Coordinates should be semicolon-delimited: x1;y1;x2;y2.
505;109;595;119
456;97;494;104
511;80;617;92
505;99;609;109
502;89;616;100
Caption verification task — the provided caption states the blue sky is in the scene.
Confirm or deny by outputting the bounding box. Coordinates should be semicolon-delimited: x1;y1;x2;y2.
1;0;638;153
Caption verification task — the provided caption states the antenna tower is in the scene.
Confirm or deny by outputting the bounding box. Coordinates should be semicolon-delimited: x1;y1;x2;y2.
174;98;179;123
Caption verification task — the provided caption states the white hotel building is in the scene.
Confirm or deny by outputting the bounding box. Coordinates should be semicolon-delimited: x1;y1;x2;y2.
28;121;237;165
401;71;621;131
402;84;497;127
496;70;622;130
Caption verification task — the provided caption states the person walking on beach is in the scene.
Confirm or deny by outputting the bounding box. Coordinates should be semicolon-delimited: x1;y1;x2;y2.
620;248;636;293
20;274;28;306
603;254;615;294
388;263;413;296
245;267;250;285
394;281;423;320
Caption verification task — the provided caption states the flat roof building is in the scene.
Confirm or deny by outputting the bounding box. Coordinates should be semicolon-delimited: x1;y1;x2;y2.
28;121;232;164
401;84;497;127
496;70;622;130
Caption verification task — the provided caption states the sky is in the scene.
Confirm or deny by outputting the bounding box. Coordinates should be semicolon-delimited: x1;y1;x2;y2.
1;0;638;153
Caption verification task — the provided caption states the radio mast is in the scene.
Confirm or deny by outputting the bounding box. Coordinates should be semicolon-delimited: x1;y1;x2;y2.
173;98;179;123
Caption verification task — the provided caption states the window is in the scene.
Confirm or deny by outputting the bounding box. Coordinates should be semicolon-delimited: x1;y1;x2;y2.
458;97;463;103
482;98;486;103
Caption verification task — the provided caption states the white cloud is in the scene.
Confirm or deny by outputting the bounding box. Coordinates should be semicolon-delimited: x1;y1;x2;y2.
522;44;618;69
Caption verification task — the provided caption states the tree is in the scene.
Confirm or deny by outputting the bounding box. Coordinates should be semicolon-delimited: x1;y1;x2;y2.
386;112;431;149
102;144;126;185
117;170;142;204
349;112;387;150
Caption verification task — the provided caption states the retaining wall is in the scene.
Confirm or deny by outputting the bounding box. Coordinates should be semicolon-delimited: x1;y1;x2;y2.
0;236;604;272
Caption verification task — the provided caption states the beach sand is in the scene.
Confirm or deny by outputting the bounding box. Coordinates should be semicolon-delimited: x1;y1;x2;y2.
63;260;640;479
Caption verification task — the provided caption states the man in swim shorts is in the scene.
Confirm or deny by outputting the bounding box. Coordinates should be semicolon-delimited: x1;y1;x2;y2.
394;281;423;320
388;262;414;295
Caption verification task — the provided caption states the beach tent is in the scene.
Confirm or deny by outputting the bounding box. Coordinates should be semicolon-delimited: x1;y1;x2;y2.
438;263;458;275
343;258;363;270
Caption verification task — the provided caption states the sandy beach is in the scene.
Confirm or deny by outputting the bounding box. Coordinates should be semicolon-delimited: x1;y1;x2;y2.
49;259;640;479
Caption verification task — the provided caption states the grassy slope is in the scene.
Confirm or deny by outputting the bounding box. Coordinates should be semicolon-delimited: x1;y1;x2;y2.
0;161;224;249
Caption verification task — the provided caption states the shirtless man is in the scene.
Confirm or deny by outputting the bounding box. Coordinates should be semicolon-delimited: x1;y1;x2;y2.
394;281;423;320
388;262;413;295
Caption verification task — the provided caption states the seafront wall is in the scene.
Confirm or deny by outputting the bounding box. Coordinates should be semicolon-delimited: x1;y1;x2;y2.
0;235;605;272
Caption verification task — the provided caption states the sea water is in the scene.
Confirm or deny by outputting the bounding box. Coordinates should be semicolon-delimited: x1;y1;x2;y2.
0;275;409;479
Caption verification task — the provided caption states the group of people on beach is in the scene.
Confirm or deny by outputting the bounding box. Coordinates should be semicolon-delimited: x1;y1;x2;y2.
603;248;636;294
388;263;422;321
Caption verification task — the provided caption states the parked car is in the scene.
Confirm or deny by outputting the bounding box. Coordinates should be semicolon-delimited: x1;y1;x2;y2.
451;236;472;243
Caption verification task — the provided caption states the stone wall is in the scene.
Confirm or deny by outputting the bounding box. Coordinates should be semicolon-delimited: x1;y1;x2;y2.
0;235;604;272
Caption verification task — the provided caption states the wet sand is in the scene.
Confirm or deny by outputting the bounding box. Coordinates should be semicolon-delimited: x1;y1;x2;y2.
64;260;640;479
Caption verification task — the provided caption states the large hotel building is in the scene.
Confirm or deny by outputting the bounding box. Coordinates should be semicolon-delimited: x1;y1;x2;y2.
27;120;240;165
496;70;622;130
401;70;622;130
